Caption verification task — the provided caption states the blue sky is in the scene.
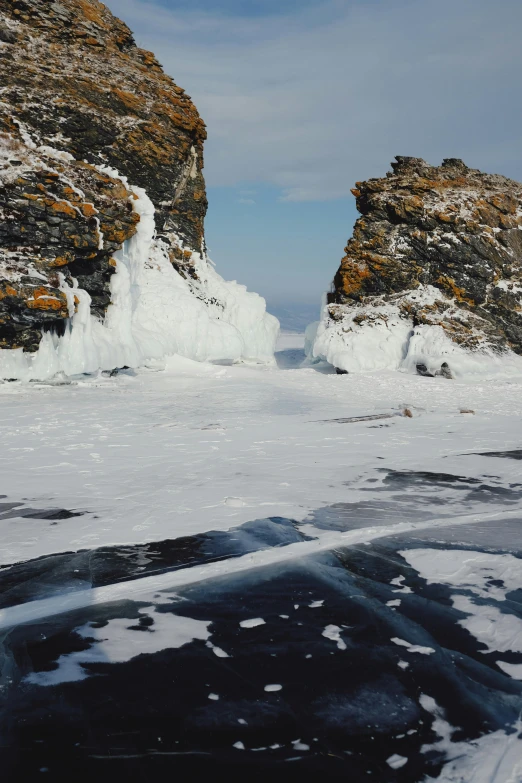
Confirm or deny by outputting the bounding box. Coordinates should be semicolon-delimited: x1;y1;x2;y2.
105;0;522;307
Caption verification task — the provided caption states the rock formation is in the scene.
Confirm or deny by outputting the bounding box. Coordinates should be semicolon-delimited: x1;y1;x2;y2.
0;0;277;379
308;157;522;377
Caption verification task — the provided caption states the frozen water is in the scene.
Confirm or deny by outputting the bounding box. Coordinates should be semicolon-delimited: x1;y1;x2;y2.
2;330;522;779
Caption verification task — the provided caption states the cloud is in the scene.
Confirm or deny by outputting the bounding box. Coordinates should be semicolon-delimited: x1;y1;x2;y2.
237;198;256;204
106;0;522;201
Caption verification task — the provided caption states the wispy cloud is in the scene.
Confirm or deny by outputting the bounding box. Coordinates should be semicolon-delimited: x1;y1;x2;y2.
106;0;522;201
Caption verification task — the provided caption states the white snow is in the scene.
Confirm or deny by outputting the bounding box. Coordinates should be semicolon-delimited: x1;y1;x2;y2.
26;605;211;686
400;549;522;602
391;637;435;655
402;550;522;663
206;641;230;658
0;179;278;381
496;662;522;680
386;754;408;770
1;339;522;774
452;596;522;655
322;624;347;650
307;286;522;378
239;617;265;628
264;684;282;692
3;352;522;623
420;694;522;783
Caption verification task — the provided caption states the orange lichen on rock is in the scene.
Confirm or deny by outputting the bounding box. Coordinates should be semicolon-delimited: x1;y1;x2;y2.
436;276;475;306
112;87;142;113
0;285;18;299
0;0;208;352
337;258;371;297
80;203;98;218
50;201;78;218
326;156;522;356
26;287;68;312
49;256;71;268
76;0;105;26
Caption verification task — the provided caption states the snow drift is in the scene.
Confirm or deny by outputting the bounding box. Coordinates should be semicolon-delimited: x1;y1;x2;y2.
0;182;279;381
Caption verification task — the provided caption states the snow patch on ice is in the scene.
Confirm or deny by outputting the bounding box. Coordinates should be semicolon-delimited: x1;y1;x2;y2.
26;606;211;686
496;661;522;680
386;754;408;769
402;548;522;672
400;548;522;602
452;595;522;655
420;694;522;783
239;617;265;628
322;624;347;650
391;637;435;655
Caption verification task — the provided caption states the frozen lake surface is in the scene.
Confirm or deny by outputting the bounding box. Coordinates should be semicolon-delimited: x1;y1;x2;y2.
1;333;522;781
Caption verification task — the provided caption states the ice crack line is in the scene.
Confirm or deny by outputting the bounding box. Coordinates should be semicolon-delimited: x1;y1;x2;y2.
1;506;522;632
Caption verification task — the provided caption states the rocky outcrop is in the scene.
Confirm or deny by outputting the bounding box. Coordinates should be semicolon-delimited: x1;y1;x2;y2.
0;0;206;352
0;0;278;376
308;157;522;377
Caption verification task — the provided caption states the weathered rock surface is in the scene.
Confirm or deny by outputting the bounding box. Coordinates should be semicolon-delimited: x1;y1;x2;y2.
309;157;522;376
0;0;207;352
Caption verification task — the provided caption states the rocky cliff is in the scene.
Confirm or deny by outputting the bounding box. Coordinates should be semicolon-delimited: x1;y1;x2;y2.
308;157;522;377
0;0;277;379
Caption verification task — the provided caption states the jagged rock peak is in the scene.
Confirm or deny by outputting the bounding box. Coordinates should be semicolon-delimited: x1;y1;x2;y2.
0;0;207;351
390;156;470;175
307;157;522;377
0;0;278;375
0;0;207;247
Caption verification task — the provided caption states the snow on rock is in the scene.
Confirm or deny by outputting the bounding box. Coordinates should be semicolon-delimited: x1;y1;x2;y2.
307;287;522;379
308;157;522;379
0;183;278;380
0;0;278;379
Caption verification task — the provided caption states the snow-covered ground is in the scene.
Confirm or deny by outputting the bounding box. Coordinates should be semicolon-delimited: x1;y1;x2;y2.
1;331;521;564
1;331;522;780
